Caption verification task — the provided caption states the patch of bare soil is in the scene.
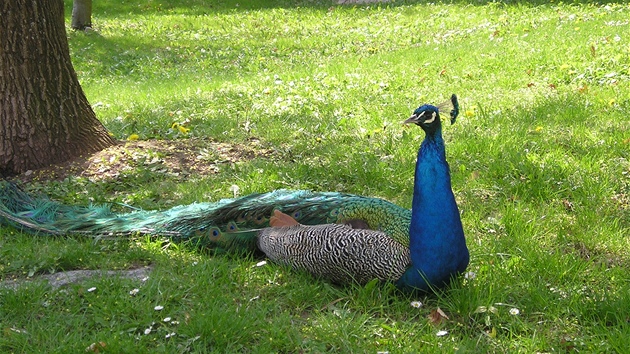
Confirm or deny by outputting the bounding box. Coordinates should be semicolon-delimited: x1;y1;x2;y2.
16;138;275;183
5;139;274;287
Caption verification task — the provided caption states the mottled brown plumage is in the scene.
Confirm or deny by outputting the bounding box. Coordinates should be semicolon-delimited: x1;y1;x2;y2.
259;223;410;284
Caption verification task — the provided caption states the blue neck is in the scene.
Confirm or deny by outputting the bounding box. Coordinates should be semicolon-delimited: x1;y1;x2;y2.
396;129;469;291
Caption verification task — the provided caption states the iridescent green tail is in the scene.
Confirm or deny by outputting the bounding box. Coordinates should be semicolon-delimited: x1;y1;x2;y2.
0;181;412;253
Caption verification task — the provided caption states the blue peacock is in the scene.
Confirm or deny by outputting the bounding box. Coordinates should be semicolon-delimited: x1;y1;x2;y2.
0;95;468;292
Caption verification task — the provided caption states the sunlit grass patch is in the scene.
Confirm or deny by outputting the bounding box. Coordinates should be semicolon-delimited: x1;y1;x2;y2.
0;0;628;352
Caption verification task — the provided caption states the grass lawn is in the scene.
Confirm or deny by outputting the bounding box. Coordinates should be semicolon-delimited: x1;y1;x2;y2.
1;0;629;352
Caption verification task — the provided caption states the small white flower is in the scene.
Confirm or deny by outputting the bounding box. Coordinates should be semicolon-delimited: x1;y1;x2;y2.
255;260;267;267
410;301;423;308
230;184;240;198
87;287;97;292
436;330;449;337
163;317;172;322
141;276;149;282
464;271;477;280
144;328;151;335
129;288;140;296
165;332;176;339
154;305;164;311
509;308;520;315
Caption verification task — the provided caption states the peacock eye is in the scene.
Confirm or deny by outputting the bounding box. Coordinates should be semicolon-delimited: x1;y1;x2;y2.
293;211;301;218
423;112;437;124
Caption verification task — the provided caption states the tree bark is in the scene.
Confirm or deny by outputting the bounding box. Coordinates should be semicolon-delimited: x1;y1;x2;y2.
71;0;92;30
0;0;115;177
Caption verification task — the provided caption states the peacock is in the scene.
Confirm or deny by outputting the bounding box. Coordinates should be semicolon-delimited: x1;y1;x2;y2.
0;95;468;291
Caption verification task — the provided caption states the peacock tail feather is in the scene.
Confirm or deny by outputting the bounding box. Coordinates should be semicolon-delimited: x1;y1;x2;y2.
0;182;411;254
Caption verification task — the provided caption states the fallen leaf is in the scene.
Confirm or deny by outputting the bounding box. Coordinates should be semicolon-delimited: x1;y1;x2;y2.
487;327;497;338
428;307;449;326
85;342;106;353
562;199;574;212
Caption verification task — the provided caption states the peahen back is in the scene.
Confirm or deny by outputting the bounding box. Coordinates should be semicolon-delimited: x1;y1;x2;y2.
0;182;411;253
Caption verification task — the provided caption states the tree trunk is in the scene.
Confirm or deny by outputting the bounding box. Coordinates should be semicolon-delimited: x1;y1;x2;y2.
0;0;115;177
71;0;92;30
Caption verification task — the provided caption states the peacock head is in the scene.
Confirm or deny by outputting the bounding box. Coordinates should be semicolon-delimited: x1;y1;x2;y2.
404;94;459;134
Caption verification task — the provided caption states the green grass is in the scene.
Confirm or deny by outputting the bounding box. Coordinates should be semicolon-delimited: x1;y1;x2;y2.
1;0;629;352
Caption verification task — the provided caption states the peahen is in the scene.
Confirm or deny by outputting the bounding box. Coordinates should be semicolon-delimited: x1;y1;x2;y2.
0;95;468;291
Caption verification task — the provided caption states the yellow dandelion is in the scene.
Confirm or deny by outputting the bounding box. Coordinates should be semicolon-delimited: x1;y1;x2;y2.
559;64;571;70
534;126;543;133
608;98;616;106
127;134;140;141
464;105;477;118
171;122;190;134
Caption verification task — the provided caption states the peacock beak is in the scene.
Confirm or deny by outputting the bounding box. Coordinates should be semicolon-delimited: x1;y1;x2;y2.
404;110;437;126
404;113;422;125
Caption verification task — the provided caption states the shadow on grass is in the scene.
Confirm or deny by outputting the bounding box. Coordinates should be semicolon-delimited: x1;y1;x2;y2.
66;0;629;20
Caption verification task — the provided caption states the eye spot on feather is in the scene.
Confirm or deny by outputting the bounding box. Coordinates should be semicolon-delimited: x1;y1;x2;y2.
236;212;248;222
253;215;268;225
227;222;238;231
292;211;302;219
208;227;221;240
